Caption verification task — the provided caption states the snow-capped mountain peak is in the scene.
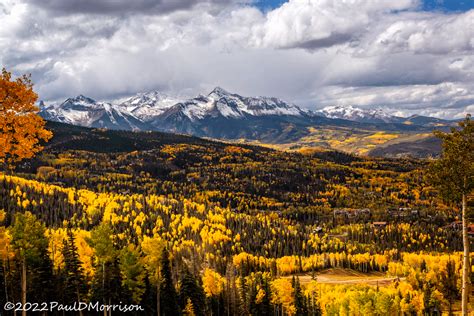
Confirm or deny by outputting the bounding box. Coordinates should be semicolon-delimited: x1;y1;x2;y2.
168;87;308;121
317;105;398;123
208;86;232;99
40;88;313;131
40;95;150;131
39;88;451;139
64;95;97;106
118;90;180;120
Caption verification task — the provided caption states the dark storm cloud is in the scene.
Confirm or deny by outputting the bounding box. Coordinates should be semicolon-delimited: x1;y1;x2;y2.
287;32;354;50
23;0;238;15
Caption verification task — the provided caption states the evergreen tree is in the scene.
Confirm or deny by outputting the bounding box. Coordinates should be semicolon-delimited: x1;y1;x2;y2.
309;293;322;316
441;259;460;315
142;271;158;315
179;268;206;316
62;230;87;305
29;248;56;304
91;259;124;314
252;273;272;316
292;276;308;316
159;247;180;316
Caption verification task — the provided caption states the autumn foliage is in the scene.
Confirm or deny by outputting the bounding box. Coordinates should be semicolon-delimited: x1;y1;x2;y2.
0;108;472;314
0;68;52;169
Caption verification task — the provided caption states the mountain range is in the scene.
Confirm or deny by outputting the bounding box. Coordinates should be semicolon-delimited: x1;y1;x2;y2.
39;87;455;156
40;87;452;129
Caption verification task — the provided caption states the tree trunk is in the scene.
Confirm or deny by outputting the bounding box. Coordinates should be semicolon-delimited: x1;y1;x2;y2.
462;193;470;316
77;289;83;316
156;284;160;316
21;258;26;316
3;261;8;303
103;262;106;316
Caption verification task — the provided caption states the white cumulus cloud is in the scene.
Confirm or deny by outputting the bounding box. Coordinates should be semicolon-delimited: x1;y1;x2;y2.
0;0;473;118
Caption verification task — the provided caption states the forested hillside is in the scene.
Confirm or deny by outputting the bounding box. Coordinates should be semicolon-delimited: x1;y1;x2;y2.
1;122;471;315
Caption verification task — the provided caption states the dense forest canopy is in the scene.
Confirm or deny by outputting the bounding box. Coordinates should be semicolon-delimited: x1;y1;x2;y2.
0;122;472;315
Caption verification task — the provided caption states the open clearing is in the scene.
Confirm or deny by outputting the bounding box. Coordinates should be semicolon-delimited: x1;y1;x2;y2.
285;268;403;286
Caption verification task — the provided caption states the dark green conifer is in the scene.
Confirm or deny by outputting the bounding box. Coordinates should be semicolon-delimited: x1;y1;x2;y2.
159;247;180;316
62;230;87;304
179;268;206;316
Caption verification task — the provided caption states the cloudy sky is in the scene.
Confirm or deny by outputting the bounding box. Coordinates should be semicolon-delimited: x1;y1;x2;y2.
1;0;473;118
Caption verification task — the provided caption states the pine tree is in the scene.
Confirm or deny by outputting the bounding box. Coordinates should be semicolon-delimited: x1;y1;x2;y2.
292;276;308;316
142;271;158;315
159;247;180;316
251;273;272;316
62;230;87;305
179;269;206;316
29;247;56;303
441;259;460;315
91;259;124;315
309;293;322;316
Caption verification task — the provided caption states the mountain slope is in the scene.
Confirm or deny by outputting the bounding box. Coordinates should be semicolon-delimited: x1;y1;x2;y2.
401;114;453;126
39;88;453;157
40;95;152;131
368;136;442;158
146;87;315;138
118;91;180;120
43;121;243;153
317;105;404;124
148;87;308;124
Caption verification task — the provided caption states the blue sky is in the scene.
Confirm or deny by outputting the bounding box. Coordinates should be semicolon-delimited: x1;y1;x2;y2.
256;0;474;12
422;0;474;11
255;0;287;11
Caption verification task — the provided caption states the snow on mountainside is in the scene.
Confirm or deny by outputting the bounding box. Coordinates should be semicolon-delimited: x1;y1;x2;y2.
118;91;180;120
40;95;150;130
317;105;402;123
39;88;310;131
39;88;453;135
167;87;309;122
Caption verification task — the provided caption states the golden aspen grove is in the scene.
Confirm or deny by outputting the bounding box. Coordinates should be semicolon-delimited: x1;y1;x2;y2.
0;72;473;315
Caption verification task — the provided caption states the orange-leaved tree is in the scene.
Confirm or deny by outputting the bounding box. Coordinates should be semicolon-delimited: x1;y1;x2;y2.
0;68;52;172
